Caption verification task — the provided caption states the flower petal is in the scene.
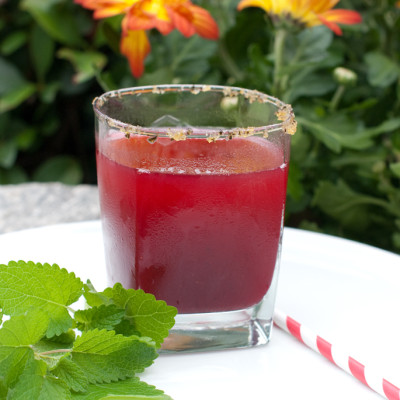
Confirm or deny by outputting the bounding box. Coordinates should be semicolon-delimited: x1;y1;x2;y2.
309;0;340;14
120;29;151;78
75;0;130;18
317;15;342;35
189;4;219;39
167;5;196;37
237;0;361;35
237;0;272;14
127;0;174;34
319;9;362;25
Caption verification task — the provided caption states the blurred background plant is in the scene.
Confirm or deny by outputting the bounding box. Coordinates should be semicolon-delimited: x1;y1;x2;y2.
1;0;400;253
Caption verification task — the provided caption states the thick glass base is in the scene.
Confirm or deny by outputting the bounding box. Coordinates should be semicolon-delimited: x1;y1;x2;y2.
160;244;282;353
160;308;273;352
160;242;282;353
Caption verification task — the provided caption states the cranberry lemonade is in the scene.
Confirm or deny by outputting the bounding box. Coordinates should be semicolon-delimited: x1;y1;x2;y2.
97;133;288;314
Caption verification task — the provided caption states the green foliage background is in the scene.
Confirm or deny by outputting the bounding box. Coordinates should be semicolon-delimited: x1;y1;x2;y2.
1;0;400;253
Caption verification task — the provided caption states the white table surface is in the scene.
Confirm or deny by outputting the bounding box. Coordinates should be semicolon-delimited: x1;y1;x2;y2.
0;221;399;400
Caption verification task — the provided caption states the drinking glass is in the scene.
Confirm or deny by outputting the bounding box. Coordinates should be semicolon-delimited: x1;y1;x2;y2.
93;84;296;352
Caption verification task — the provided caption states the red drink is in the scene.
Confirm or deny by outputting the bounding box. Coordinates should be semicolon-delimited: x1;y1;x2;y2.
97;133;288;314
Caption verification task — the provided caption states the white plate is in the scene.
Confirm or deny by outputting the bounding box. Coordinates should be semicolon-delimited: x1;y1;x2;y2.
1;221;399;400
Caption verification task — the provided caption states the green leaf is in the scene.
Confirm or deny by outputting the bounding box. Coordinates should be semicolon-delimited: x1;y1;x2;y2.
363;118;400;137
0;57;27;95
0;140;18;168
390;162;400;178
10;357;71;400
0;261;83;337
71;329;158;384
51;357;89;393
40;81;61;104
16;128;37;151
365;51;400;88
33;155;83;185
137;67;174;87
0;57;36;112
287;72;335;102
0;346;33;390
75;305;126;332
0;84;36;113
0;377;7;399
20;0;64;11
46;330;76;345
0;309;49;346
172;36;218;79
102;284;177;347
32;340;71;370
21;1;84;47
30;24;55;81
297;115;342;153
83;281;114;308
331;150;385;168
58;48;107;84
297;112;400;153
0;31;28;55
98;20;121;54
71;377;173;399
295;26;333;62
83;284;140;336
0;166;28;184
287;161;304;202
313;180;390;230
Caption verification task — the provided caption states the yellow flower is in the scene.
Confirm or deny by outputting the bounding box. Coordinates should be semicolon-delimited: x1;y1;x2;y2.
237;0;362;35
75;0;219;77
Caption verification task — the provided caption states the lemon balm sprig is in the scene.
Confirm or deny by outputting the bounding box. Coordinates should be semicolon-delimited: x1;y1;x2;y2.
0;260;177;400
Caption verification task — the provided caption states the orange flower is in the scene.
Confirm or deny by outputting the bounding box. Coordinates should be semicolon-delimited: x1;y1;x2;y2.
75;0;219;77
237;0;362;35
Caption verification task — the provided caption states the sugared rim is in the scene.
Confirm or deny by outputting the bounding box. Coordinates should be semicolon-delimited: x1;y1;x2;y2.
93;84;296;142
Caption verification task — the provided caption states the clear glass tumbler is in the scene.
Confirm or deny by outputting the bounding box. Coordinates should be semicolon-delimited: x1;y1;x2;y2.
93;84;296;352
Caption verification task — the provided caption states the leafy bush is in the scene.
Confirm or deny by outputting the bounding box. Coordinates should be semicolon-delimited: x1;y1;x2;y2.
1;0;399;253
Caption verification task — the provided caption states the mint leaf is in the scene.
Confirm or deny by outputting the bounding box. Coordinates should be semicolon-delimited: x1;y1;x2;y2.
0;310;51;395
46;329;76;345
0;346;33;391
75;305;125;332
113;318;141;337
10;357;71;400
0;377;7;398
51;357;89;393
71;329;158;384
83;281;113;308
0;262;176;400
0;309;49;346
33;339;73;370
0;261;83;337
70;377;173;400
102;284;177;347
82;284;141;336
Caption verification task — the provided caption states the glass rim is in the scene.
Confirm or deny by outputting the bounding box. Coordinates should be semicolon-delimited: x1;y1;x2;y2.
93;84;297;141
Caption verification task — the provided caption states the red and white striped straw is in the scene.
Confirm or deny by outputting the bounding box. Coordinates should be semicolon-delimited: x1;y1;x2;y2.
273;309;400;400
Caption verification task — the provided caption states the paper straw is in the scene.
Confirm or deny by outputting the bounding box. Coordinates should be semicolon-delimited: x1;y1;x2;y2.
273;309;400;400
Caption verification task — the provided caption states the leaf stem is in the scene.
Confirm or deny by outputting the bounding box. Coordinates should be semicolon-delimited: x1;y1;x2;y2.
171;37;198;71
39;349;72;356
218;41;245;82
330;84;346;111
272;28;288;98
